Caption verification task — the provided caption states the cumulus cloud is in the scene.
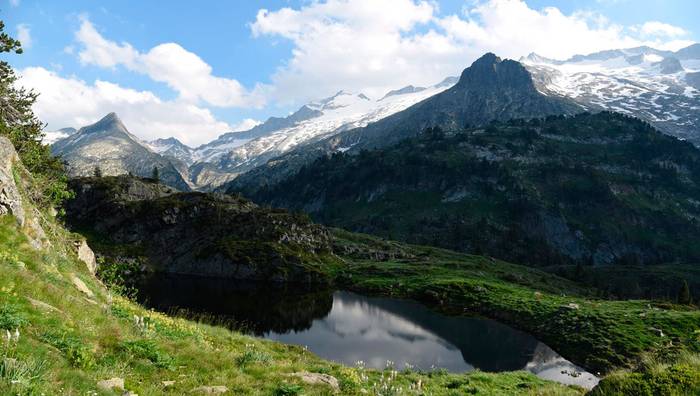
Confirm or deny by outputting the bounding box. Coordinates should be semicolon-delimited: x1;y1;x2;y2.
75;17;263;108
252;0;694;103
16;24;32;49
18;67;232;146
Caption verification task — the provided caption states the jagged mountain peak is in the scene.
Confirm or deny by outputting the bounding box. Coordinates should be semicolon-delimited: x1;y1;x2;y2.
457;53;535;91
80;112;131;137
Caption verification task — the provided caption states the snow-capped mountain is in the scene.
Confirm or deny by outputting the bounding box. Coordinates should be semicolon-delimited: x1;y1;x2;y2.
147;137;194;165
53;78;458;190
210;78;458;179
521;43;700;144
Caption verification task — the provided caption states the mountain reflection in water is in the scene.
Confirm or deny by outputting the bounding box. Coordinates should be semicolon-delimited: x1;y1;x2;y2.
134;275;598;388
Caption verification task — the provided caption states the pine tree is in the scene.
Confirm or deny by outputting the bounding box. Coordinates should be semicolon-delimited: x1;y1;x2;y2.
678;280;692;305
151;166;159;181
93;166;102;178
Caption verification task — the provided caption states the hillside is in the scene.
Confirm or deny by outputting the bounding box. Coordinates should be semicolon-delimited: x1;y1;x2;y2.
225;53;583;194
4;132;700;394
65;176;336;283
240;112;700;267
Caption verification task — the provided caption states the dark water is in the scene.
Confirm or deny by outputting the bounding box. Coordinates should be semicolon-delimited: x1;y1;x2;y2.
134;275;598;388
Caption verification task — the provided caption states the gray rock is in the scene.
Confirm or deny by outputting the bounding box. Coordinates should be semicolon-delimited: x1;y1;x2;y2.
76;239;97;274
289;372;340;391
97;377;124;391
0;137;25;226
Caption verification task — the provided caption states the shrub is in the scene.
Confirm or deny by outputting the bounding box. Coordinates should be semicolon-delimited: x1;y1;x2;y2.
0;304;26;330
273;383;303;396
119;339;174;369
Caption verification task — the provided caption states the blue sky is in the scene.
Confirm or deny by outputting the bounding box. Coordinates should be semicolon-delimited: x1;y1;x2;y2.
3;0;698;146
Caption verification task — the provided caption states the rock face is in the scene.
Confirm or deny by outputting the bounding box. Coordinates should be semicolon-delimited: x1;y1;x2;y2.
225;53;582;194
244;112;700;267
75;240;97;274
0;136;49;249
0;136;24;224
64;176;335;282
52;113;191;191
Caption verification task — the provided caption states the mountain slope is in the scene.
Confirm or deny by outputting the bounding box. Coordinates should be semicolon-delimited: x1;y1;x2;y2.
225;53;583;193
522;43;700;144
52;113;191;191
241;112;700;267
187;80;458;187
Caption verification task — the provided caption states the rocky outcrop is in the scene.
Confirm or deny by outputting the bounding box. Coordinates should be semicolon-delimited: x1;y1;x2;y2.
0;137;25;224
0;137;49;249
65;176;336;283
75;239;97;274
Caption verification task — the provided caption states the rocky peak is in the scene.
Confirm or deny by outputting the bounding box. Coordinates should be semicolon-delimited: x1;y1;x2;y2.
457;53;535;92
86;112;127;134
655;57;684;74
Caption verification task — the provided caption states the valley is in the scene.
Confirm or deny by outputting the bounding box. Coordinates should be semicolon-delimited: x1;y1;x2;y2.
2;9;700;395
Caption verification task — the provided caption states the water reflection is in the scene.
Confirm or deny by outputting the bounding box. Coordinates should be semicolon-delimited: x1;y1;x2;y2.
134;275;598;388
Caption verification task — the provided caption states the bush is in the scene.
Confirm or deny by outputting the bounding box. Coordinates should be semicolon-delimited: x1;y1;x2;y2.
0;304;26;330
119;339;174;369
39;331;95;369
273;383;303;396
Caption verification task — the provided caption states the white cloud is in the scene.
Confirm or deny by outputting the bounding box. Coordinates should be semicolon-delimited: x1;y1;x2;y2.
639;21;688;38
251;0;694;103
9;0;19;6
231;118;262;132
17;67;232;146
75;17;263;108
16;24;32;49
75;17;138;68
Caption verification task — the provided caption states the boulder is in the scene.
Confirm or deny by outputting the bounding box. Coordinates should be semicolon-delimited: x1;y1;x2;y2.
289;372;340;391
75;239;97;274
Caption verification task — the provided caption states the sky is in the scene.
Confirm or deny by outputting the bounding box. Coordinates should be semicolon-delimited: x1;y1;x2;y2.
3;0;698;146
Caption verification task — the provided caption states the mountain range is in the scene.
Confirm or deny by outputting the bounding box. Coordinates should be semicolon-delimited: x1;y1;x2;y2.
50;43;699;193
522;44;700;144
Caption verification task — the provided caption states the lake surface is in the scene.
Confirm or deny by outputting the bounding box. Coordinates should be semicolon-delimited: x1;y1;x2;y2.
134;275;599;388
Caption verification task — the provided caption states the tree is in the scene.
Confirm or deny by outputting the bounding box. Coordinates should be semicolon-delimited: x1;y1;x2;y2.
151;166;159;181
678;280;692;305
93;166;102;178
0;19;72;209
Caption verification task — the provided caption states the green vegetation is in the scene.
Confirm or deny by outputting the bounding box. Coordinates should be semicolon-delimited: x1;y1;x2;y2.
246;112;700;268
331;229;700;375
0;215;584;395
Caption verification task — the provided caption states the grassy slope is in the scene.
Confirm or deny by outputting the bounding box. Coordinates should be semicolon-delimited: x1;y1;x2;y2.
0;221;582;395
331;230;700;379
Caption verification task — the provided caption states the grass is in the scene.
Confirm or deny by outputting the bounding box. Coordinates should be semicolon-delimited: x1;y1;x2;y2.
331;229;700;375
0;216;584;395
